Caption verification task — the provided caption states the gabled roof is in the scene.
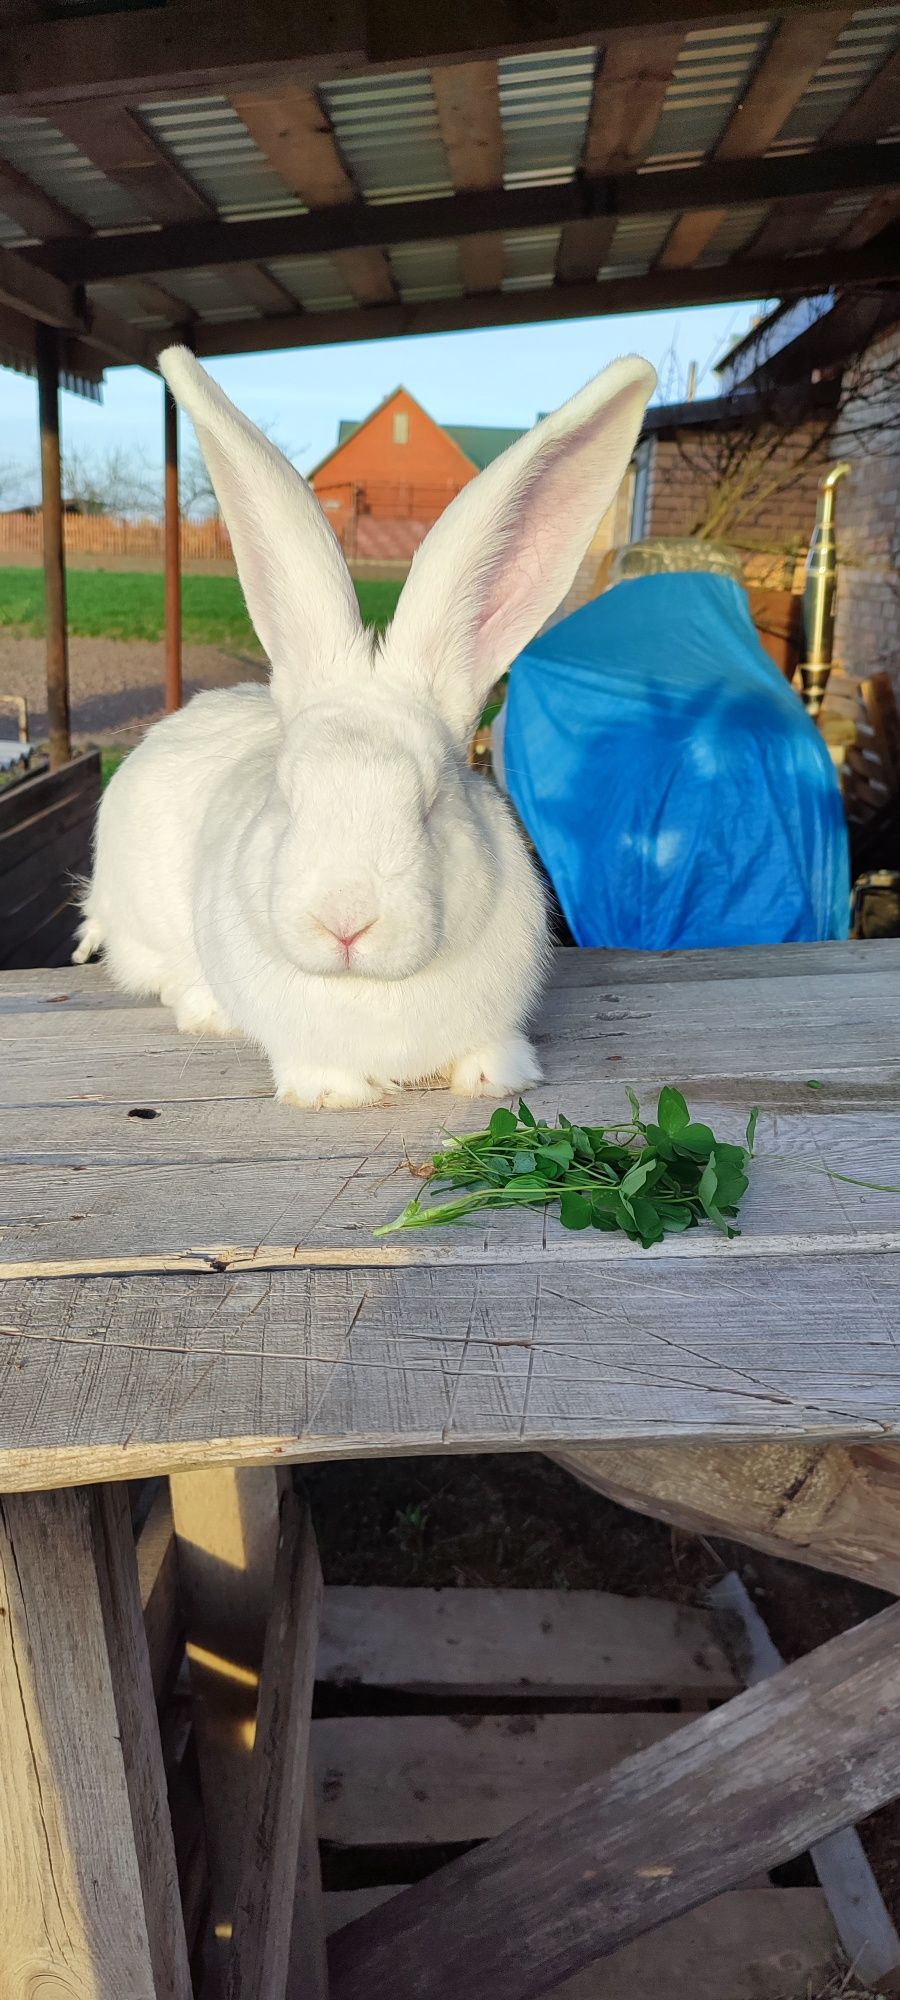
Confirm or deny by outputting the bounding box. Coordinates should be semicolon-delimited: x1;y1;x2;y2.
315;386;525;478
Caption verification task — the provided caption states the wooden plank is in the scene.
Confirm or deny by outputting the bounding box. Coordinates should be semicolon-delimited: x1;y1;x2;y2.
840;188;900;250
324;1887;837;1998
137;1482;182;1703
3;1244;900;1489
748;192;839;261
170;1466;283;1935
327;1599;900;2000
555;217;615;286
288;1767;331;2000
332;245;397;303
224;263;303;315
49;99;213;223
581;34;685;173
316;1587;737;1701
826;46;900;145
31;144;898;283
432;60;503;187
0;152;87;239
0;1485;190;1997
4;939;894;1002
714;11;853;160
90;1484;195;2000
710;1571;900;1986
230;86;355;205
314;1713;691;1844
5;1083;900;1270
459;231;505;293
552;1441;900;1596
185;236;900;355
0;746;99;832
656;208;726;270
0;240;154;366
228;1491;325;2000
4;3;885;107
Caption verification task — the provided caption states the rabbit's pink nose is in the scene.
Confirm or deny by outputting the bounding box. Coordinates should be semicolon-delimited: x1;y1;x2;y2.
328;921;375;950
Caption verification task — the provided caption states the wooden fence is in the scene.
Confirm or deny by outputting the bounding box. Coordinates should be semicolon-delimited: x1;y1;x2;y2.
0;512;232;561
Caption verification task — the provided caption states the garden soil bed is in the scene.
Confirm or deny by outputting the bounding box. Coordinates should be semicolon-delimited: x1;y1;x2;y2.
0;631;265;744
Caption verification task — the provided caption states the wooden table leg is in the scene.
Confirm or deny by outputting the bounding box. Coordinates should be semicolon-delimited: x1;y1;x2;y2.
0;1483;191;1999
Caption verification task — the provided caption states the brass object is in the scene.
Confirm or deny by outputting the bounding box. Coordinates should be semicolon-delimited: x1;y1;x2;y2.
799;461;851;717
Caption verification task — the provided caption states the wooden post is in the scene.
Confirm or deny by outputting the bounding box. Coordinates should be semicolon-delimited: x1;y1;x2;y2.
35;322;71;770
0;1484;191;1998
164;384;183;710
228;1491;327;2000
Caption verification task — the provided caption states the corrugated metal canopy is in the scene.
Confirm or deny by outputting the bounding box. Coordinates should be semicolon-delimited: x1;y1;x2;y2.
0;0;896;372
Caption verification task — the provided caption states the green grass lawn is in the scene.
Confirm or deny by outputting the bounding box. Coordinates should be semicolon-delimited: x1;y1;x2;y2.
0;568;404;648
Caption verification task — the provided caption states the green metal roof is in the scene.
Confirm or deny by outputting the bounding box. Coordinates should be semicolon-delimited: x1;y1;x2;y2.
444;423;524;468
334;398;524;468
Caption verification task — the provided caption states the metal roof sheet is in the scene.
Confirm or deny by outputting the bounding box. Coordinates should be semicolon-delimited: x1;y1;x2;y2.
644;22;771;168
320;71;453;205
264;255;356;313
774;7;900;149
0;111;143;229
498;47;596;189
388;238;462;302
138;97;306;221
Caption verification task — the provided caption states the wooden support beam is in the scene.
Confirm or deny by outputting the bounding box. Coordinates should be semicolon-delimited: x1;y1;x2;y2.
657;207;726;270
710;1571;900;1988
433;60;505;295
0;238;156;366
714;11;853;160
136;1481;182;1704
459;231;506;293
333;246;397;305
432;59;504;187
164;385;182;713
6;2;877;108
0;152;87;240
224;263;302;316
30;140;899;285
555;216;616;285
0;1484;191;1998
329;1599;900;2000
185;234;900;356
826;45;900;145
227;1492;325;2000
35;321;70;772
748;190;839;261
48;99;212;223
169;1467;284;1937
582;32;685;173
840;188;900;251
229;83;395;308
551;1440;900;1596
230;85;355;204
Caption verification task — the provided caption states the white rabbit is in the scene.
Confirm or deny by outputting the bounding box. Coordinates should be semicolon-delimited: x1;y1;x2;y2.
76;347;655;1110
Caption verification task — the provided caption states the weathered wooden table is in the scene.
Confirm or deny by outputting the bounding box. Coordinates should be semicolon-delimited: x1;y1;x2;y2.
3;941;900;1997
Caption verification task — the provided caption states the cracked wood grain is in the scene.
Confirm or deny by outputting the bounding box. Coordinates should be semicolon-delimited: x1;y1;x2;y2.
0;1485;190;1996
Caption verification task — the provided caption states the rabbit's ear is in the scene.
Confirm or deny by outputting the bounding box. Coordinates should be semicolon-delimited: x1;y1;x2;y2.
381;356;655;738
158;347;363;715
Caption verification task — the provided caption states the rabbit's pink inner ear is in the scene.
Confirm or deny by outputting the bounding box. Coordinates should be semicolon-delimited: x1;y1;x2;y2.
382;357;655;740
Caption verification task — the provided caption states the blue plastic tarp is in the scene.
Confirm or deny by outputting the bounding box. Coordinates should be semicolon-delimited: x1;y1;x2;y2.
500;572;849;950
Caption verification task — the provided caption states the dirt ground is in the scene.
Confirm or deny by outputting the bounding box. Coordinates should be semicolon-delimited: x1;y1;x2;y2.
303;1452;900;1926
1;631;265;744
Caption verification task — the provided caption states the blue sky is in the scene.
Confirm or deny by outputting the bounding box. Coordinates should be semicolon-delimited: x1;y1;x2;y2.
1;298;765;502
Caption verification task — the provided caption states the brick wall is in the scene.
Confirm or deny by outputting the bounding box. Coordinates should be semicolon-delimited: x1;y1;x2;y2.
831;321;900;692
643;426;831;588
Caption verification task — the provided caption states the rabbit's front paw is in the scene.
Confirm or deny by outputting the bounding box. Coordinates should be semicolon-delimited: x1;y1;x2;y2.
166;982;237;1038
276;1066;391;1112
450;1035;542;1099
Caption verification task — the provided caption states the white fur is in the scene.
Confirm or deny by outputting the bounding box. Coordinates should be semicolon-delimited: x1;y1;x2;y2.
77;347;655;1109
